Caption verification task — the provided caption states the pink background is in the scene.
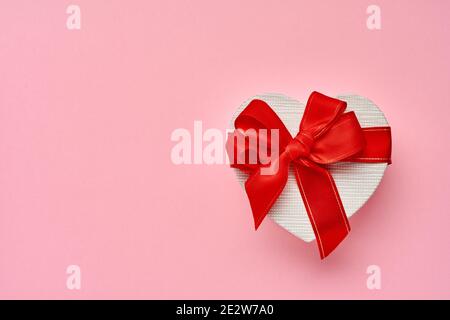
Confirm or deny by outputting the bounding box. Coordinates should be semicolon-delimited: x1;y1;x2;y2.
1;0;449;299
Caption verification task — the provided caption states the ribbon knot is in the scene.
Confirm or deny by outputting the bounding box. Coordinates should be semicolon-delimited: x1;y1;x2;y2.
285;132;314;161
227;92;392;259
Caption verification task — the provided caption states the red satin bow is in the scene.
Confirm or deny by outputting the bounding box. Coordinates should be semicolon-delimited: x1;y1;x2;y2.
227;92;391;259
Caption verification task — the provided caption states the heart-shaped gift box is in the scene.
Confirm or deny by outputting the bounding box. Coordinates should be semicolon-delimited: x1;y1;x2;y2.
228;93;391;258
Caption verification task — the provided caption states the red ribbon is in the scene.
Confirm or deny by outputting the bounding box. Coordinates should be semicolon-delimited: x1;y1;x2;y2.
227;92;391;259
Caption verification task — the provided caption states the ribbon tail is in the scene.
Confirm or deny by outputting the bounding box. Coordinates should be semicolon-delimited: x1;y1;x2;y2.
294;160;350;259
245;155;290;230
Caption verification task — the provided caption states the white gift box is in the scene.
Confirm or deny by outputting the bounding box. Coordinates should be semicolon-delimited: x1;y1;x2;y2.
230;93;389;242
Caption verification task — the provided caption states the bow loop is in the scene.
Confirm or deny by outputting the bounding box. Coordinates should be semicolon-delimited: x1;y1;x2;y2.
235;99;292;150
300;91;347;138
309;111;366;164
